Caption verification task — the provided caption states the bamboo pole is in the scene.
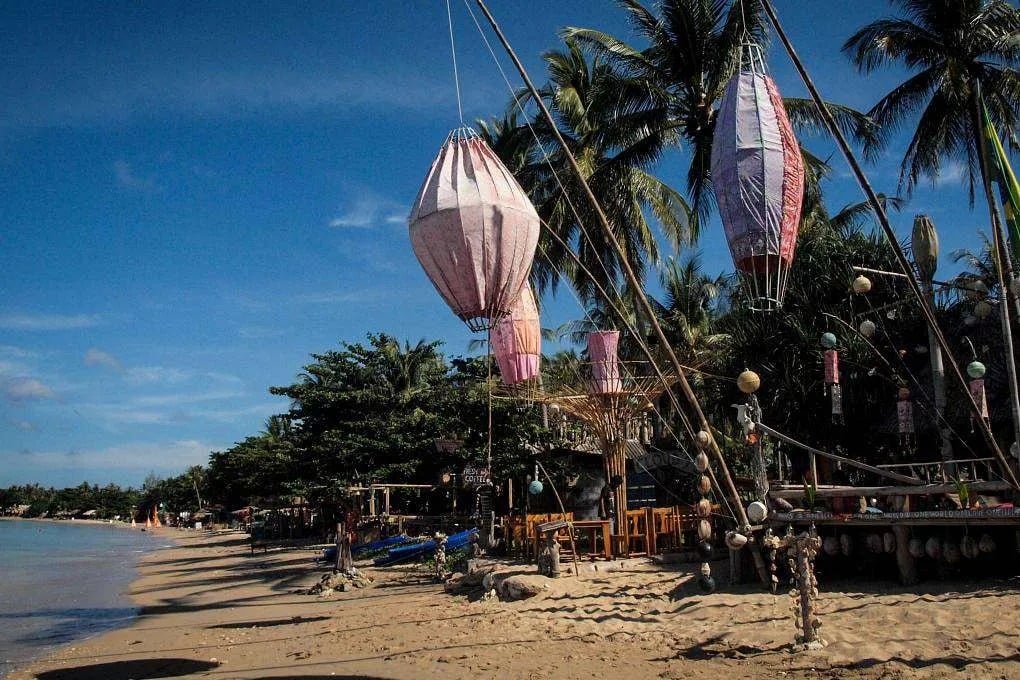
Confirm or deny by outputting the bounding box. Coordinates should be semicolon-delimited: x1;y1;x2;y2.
759;0;1020;491
474;0;770;585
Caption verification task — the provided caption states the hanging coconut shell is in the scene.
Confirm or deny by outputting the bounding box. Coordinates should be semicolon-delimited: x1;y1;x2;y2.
911;214;939;283
908;538;925;559
725;531;748;550
697;475;713;495
866;533;883;554
737;370;760;394
883;532;896;554
859;319;876;338
943;540;961;564
695;451;710;472
960;535;979;560
695;430;711;449
697;519;713;541
925;536;941;559
839;534;853;556
979;534;996;553
695;498;712;518
822;536;839;556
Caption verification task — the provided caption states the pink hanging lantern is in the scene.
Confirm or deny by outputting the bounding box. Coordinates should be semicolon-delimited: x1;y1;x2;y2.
408;128;541;331
587;330;622;395
710;45;804;311
489;284;541;386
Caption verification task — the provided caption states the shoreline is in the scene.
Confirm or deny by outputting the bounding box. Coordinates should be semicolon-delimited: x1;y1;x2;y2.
8;530;1020;679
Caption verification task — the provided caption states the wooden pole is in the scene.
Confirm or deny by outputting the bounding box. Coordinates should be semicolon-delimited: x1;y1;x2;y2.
474;0;770;586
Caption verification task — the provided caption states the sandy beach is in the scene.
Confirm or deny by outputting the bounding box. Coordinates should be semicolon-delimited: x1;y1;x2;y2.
8;530;1020;680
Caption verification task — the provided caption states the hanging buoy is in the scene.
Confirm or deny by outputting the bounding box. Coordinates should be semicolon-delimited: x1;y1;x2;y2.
737;370;760;394
943;540;961;564
859;319;876;338
925;536;941;559
695;430;712;449
697;519;713;541
697;540;714;560
697;572;717;593
839;534;853;556
822;536;839;556
960;535;978;560
820;332;837;349
883;532;896;554
409;128;540;331
695;451;710;472
696;498;712;518
967;361;987;379
528;480;544;495
908;538;925;559
852;275;872;294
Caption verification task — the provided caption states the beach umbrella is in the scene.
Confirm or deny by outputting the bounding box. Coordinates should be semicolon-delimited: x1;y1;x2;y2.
489;284;540;387
408;128;541;331
587;330;623;395
710;44;804;311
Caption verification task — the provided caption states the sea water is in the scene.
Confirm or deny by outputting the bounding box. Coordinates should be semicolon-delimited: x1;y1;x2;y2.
0;519;162;678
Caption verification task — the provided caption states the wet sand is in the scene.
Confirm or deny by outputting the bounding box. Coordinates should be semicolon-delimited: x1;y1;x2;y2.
10;530;1020;679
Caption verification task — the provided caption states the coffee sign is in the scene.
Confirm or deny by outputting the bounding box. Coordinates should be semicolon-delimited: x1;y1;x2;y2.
461;464;491;487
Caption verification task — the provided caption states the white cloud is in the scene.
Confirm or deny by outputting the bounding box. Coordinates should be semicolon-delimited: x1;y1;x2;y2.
84;348;123;371
113;160;157;191
329;187;407;229
0;313;102;330
13;440;220;475
4;377;57;402
124;366;242;386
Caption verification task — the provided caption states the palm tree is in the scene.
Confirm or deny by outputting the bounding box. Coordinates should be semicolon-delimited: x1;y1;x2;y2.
652;254;729;370
564;0;878;226
843;0;1020;197
482;37;693;305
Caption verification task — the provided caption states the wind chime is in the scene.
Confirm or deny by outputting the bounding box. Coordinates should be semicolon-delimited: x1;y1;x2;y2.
820;333;843;424
896;386;915;451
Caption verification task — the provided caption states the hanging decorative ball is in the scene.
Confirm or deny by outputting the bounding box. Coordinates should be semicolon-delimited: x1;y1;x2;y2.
737;370;761;394
697;573;717;594
822;536;839;556
960;536;979;560
820;332;838;349
528;480;544;495
725;531;748;550
883;532;896;554
696;498;712;518
851;275;873;294
697;475;713;495
697;540;714;560
964;315;979;327
697;519;713;541
974;300;993;319
839;534;853;557
908;538;925;559
746;501;768;524
979;534;996;553
925;536;941;559
967;361;987;379
943;540;961;564
859;319;876;338
964;279;988;300
695;451;711;472
695;430;712;449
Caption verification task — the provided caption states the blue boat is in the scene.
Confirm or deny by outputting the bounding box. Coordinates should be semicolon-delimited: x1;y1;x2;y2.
321;534;414;563
373;527;478;566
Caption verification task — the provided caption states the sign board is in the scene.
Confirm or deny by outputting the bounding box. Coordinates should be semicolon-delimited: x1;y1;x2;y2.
435;439;464;453
461;464;491;487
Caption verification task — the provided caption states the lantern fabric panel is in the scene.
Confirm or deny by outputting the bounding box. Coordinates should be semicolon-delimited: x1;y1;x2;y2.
490;284;541;385
970;378;989;420
588;330;623;395
409;130;541;330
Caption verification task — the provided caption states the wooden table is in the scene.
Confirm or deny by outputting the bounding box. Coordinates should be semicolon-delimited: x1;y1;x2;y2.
571;519;613;559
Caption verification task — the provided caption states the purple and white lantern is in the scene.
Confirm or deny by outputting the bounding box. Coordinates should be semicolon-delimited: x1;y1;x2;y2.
587;330;622;396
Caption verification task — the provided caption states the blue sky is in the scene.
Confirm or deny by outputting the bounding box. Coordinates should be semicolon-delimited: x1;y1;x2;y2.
0;1;1003;487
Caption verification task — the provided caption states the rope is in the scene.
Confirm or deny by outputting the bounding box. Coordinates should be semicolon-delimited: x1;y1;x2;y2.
446;0;465;126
